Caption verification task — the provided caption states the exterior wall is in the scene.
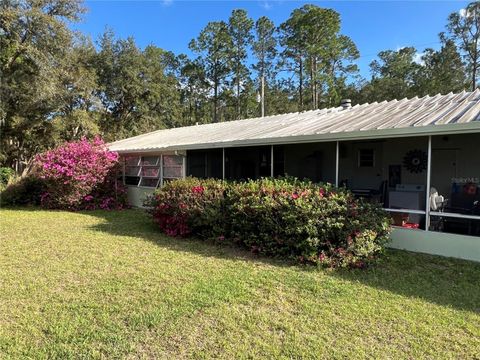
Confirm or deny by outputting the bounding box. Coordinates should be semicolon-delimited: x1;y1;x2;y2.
338;137;428;190
126;186;155;208
389;227;480;262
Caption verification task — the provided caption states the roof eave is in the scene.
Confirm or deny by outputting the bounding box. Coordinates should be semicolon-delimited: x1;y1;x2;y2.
109;122;480;154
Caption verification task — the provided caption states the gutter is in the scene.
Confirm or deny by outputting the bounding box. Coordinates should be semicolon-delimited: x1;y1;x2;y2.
109;122;480;154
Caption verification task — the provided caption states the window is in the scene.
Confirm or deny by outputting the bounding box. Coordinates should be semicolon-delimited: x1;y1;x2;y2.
186;149;223;179
121;154;184;188
163;155;184;181
358;149;375;167
124;156;141;186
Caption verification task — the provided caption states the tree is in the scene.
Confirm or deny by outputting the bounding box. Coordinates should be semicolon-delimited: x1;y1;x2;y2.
279;8;308;110
446;1;480;91
0;0;86;171
252;16;277;117
178;55;210;125
322;34;359;106
228;10;253;119
367;47;423;101
51;37;101;142
279;5;359;110
95;31;181;140
189;21;232;122
419;38;467;95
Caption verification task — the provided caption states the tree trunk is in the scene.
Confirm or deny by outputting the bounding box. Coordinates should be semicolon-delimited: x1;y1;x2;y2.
299;57;303;110
473;37;478;91
310;58;315;109
261;74;265;117
236;63;241;119
213;67;218;123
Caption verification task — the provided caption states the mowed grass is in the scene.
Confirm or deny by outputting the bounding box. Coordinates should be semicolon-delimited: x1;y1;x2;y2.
0;209;479;359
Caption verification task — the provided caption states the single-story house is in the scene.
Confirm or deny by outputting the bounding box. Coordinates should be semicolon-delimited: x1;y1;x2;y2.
109;90;480;262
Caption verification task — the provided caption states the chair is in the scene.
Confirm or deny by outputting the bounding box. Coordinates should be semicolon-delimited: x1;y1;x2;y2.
443;183;480;235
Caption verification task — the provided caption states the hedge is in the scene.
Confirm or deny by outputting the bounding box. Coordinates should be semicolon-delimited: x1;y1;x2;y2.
0;138;128;210
146;177;391;268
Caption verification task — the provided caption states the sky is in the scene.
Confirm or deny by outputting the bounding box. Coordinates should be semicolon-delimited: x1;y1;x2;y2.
73;0;469;79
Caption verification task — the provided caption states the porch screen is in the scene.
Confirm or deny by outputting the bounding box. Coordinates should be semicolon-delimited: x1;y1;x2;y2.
429;133;480;237
122;154;184;188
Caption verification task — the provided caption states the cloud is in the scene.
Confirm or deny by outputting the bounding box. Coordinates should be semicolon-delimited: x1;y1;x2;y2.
260;1;272;10
413;52;425;66
459;8;467;18
162;0;173;6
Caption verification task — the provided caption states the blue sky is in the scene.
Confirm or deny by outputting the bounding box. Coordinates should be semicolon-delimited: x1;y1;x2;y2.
73;1;469;78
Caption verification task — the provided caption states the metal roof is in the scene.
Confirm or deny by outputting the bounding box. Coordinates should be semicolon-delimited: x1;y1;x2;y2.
109;90;480;153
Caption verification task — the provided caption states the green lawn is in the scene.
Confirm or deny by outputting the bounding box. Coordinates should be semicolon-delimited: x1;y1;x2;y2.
0;209;479;359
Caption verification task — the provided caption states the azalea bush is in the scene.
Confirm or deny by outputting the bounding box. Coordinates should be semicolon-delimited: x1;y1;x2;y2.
146;177;391;268
145;177;226;237
1;137;128;210
35;137;128;210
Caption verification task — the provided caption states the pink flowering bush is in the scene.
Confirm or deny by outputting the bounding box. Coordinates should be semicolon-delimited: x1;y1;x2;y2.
146;177;391;268
34;137;128;210
144;177;226;238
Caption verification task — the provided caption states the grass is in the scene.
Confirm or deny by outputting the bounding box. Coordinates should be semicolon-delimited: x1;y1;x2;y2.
0;208;479;359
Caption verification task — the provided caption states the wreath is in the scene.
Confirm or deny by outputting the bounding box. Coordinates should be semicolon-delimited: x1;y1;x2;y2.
403;149;427;173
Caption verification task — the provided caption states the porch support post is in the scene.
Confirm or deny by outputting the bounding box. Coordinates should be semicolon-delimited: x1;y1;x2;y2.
204;151;208;178
270;145;274;177
182;155;186;179
122;156;126;185
425;135;432;231
160;154;164;187
222;148;225;180
335;141;339;187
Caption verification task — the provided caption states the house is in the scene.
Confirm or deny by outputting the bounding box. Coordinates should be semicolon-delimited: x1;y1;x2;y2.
109;90;480;262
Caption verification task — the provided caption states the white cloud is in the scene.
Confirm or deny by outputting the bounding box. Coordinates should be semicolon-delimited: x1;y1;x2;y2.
260;1;272;10
459;8;467;18
162;0;173;7
413;52;425;66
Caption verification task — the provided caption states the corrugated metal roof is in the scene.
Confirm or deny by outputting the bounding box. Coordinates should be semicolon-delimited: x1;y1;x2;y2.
109;90;480;153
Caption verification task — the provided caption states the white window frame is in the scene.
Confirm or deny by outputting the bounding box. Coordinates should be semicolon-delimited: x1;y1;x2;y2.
122;153;186;189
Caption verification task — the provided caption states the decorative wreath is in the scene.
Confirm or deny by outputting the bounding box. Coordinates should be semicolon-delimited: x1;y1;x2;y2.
403;149;427;173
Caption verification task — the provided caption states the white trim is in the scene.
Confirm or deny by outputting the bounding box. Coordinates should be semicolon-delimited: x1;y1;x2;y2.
222;148;225;180
383;208;426;215
122;157;126;185
270;145;274;177
204;151;208;178
430;211;480;221
391;225;424;231
425;135;432;231
111;123;480;154
182;155;186;179
335;141;339;187
160;154;164;187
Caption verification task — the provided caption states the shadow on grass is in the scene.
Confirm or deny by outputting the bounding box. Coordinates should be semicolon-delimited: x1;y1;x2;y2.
4;207;480;313
89;209;480;314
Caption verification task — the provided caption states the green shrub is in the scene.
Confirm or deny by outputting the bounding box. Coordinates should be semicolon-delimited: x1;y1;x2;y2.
0;167;15;187
0;175;47;206
225;178;391;267
147;177;391;268
145;177;226;238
